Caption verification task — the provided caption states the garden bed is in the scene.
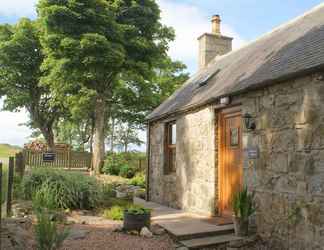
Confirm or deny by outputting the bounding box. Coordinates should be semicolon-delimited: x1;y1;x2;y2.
3;167;166;249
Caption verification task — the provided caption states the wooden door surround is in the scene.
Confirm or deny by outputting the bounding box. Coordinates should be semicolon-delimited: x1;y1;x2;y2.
218;106;243;216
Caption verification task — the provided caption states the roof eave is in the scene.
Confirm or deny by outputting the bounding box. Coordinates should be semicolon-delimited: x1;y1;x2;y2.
146;63;324;123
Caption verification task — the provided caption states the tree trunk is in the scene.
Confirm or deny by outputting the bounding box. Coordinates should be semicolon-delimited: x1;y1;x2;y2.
41;126;55;151
93;96;105;174
110;117;115;153
90;117;94;154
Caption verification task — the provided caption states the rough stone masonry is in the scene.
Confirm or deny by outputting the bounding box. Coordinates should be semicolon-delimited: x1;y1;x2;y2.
148;72;324;249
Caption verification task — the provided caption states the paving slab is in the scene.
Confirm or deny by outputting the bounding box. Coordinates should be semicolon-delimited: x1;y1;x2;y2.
180;234;242;249
134;198;234;240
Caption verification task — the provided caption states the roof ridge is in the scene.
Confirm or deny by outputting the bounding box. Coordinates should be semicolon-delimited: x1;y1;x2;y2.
205;2;324;69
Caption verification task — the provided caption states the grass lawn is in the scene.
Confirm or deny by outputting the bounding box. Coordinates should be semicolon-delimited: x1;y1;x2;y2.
0;143;21;158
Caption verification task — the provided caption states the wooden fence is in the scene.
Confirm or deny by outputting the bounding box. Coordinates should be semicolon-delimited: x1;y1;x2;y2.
0;157;15;219
23;149;92;169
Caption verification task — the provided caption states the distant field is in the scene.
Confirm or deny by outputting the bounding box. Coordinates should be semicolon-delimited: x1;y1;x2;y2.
0;144;21;158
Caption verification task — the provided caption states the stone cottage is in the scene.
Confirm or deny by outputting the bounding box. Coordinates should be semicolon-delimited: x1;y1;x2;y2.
146;3;324;249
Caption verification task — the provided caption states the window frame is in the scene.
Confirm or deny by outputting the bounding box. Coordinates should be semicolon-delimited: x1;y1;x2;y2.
164;121;177;174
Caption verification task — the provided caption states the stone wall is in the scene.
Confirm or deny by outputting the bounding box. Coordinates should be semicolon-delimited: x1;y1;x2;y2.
148;122;178;207
149;106;217;215
241;73;324;249
149;71;324;248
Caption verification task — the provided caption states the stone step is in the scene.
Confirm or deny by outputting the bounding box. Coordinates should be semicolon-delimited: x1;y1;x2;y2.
180;234;241;249
160;220;235;240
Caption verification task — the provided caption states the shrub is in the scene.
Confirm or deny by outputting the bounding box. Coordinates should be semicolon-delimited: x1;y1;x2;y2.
34;211;69;250
102;154;126;175
103;205;124;220
22;168;100;210
102;202;149;221
102;152;146;177
102;197;133;220
232;187;255;219
128;172;145;188
32;182;57;211
101;183;116;198
119;164;135;179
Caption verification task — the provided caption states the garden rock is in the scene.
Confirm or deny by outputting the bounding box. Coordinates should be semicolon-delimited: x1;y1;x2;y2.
1;218;34;250
113;225;123;232
151;225;165;235
68;228;90;240
140;227;153;238
116;184;142;198
12;200;33;218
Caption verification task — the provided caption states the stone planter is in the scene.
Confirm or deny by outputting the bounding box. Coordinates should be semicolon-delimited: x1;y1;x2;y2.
116;190;128;198
232;215;249;236
123;211;151;231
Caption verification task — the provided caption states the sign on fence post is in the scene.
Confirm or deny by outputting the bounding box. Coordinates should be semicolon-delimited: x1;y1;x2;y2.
43;152;56;162
7;157;14;217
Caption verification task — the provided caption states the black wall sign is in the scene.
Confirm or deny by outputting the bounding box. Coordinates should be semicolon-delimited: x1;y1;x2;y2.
43;152;56;162
247;147;259;159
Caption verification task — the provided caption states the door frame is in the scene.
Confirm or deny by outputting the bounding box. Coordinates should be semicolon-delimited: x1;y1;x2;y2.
217;105;243;216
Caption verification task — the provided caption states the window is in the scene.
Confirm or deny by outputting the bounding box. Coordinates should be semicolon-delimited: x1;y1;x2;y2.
165;121;176;174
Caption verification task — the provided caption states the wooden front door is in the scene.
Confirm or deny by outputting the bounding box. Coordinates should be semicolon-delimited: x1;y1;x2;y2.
218;107;243;216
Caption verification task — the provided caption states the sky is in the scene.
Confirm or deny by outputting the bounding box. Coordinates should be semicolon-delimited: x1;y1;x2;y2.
0;0;323;146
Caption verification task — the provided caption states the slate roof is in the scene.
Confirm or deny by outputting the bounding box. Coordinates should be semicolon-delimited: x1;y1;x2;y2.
147;3;324;121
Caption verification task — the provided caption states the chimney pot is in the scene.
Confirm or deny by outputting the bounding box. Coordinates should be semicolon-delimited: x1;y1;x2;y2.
197;15;233;70
212;15;221;34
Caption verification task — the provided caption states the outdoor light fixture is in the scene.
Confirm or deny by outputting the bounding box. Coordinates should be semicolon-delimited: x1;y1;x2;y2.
220;96;230;105
243;113;256;130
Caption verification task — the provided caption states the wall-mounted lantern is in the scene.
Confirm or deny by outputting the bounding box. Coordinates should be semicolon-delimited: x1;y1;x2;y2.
243;113;256;130
220;96;230;105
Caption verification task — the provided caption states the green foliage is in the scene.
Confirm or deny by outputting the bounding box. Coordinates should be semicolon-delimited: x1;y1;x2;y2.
100;183;116;200
232;187;255;219
102;201;148;220
103;205;124;221
102;197;133;220
32;182;58;212
13;175;24;200
119;164;135;178
102;152;145;178
0;19;63;147
288;204;302;225
34;211;69;250
103;153;124;175
22;168;100;209
128;172;146;188
125;205;151;215
37;0;176;172
104;197;132;208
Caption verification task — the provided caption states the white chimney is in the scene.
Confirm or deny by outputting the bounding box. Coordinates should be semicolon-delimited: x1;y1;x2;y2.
198;15;233;70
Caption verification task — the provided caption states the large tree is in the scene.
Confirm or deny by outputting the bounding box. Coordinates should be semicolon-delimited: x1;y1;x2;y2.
38;0;174;173
0;19;63;149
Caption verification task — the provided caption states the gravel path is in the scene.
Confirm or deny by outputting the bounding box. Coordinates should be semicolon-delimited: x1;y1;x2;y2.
61;224;175;250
